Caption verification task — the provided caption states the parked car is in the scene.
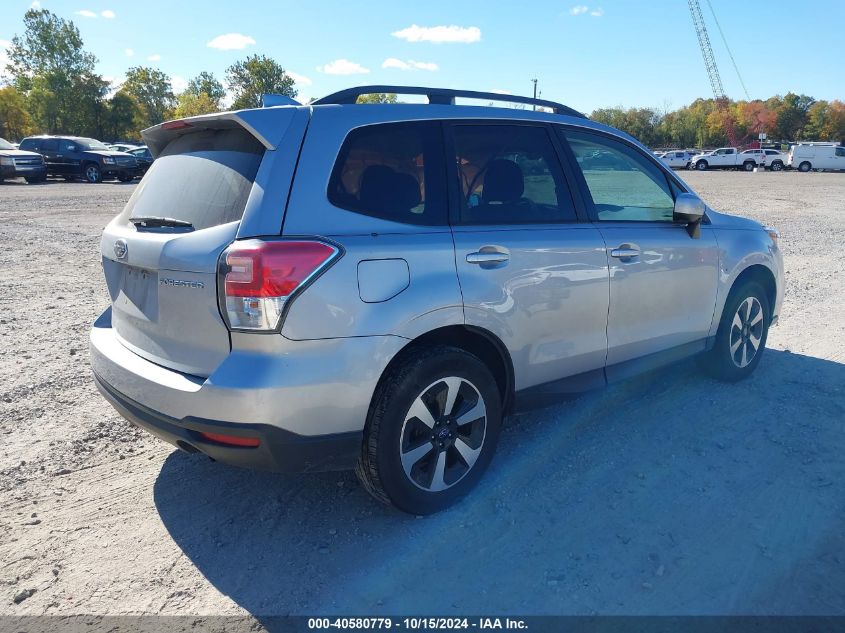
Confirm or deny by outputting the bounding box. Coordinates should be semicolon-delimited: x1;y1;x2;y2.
109;143;140;153
127;145;153;175
90;86;784;514
659;150;693;169
740;148;787;171
689;147;762;171
18;135;140;183
788;143;845;172
0;137;48;183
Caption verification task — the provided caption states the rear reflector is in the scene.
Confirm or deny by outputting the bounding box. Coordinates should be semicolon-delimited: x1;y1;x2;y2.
198;431;261;448
220;239;340;331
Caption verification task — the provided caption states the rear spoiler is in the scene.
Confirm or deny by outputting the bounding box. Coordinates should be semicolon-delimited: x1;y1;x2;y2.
141;106;306;158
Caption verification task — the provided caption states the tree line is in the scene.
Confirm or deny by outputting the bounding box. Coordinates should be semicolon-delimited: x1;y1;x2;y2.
0;9;297;141
1;8;843;147
591;95;845;149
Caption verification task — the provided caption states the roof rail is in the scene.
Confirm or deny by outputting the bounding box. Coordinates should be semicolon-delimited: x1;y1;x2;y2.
311;85;586;118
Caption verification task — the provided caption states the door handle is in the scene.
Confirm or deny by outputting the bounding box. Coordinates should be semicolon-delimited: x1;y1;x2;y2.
610;247;641;259
466;250;509;265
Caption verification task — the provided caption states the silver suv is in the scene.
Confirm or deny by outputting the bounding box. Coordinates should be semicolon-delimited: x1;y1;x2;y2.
90;86;784;514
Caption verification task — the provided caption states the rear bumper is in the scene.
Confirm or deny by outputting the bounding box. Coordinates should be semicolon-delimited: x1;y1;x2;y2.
93;373;361;472
89;307;407;471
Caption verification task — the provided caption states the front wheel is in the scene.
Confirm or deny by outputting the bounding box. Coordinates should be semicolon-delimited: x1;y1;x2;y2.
84;163;102;183
117;173;134;183
700;281;770;382
696;160;708;171
356;345;503;514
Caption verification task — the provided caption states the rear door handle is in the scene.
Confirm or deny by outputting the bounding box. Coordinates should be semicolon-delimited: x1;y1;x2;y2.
466;250;509;265
610;247;641;259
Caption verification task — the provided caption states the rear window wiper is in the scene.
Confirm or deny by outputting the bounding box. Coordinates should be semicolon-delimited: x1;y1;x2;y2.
131;216;194;230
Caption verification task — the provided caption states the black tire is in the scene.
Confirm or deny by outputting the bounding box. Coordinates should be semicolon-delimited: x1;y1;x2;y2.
701;281;770;382
25;176;47;184
798;161;811;173
117;173;134;183
63;175;76;182
696;160;708;171
83;163;102;183
770;161;783;172
743;161;756;172
356;345;503;514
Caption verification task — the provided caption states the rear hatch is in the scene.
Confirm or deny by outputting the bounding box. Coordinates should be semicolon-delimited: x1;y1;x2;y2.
99;112;302;377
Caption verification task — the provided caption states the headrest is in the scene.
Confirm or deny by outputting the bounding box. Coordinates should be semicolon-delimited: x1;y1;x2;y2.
482;159;524;203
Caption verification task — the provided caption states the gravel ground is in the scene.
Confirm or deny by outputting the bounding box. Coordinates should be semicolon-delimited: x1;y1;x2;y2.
1;171;844;622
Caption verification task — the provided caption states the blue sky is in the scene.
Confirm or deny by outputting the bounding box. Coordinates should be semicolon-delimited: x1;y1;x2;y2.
1;0;843;112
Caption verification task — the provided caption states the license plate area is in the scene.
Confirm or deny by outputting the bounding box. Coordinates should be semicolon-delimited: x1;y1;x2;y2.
116;264;158;321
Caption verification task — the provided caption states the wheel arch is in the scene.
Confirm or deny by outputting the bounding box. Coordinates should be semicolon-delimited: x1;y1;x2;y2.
368;325;515;419
729;264;777;315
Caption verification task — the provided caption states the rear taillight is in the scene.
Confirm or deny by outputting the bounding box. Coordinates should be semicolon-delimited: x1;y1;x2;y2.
219;239;340;332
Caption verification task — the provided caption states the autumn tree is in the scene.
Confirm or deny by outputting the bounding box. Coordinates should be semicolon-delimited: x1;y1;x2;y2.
5;8;102;133
226;55;296;110
121;66;175;129
186;71;225;109
0;86;34;139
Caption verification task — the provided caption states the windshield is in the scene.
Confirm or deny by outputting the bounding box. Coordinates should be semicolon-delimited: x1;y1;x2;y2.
0;138;15;150
78;138;111;150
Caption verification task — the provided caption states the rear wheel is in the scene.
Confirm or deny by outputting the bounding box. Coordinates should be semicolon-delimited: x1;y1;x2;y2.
696;160;708;171
770;161;783;171
356;345;502;514
798;161;811;173
701;281;770;382
84;163;102;183
743;161;756;172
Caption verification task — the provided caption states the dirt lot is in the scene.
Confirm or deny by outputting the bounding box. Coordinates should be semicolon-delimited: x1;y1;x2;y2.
1;171;844;621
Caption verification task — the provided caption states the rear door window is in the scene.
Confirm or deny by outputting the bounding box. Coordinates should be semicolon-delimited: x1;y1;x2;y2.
451;123;576;225
124;128;264;231
42;139;59;152
327;121;446;225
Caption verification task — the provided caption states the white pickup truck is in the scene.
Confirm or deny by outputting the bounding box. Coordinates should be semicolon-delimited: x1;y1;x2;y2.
688;147;763;172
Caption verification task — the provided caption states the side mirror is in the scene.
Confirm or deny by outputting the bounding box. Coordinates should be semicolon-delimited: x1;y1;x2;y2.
674;192;705;238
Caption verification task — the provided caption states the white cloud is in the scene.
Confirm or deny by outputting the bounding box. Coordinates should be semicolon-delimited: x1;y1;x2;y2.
591;7;604;16
391;24;481;44
147;54;161;61
206;33;256;51
31;1;40;7
569;5;588;15
170;75;188;94
287;71;312;86
316;59;370;75
101;9;116;18
75;9;97;18
124;48;134;57
382;58;438;71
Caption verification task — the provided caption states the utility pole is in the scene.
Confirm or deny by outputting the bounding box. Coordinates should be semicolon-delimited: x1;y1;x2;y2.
531;78;538;111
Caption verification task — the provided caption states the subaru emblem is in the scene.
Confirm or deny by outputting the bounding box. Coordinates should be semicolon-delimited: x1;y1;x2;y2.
114;239;128;260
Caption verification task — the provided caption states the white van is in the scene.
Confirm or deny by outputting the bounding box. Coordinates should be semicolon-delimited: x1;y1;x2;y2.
788;144;845;172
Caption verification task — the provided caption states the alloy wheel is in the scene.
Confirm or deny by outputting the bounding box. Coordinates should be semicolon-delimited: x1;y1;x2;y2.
729;296;764;368
399;377;487;492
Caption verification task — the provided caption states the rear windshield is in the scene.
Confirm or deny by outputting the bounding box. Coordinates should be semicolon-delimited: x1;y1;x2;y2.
124;128;264;231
